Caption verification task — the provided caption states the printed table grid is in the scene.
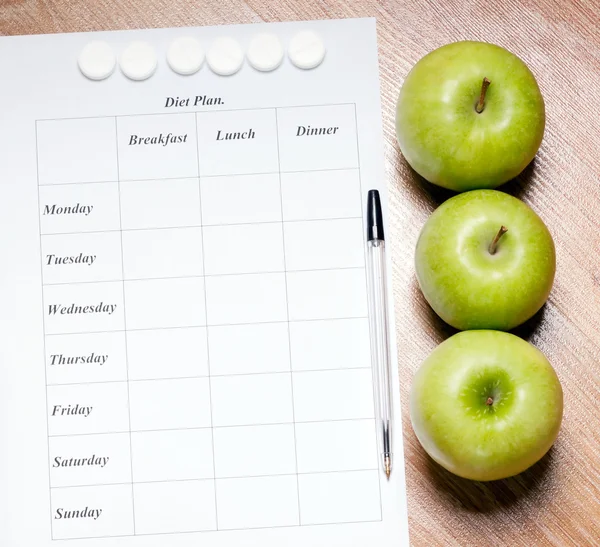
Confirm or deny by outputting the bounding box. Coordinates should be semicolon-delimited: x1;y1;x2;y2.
41;266;366;286
48;467;380;489
37;167;361;187
46;416;378;436
36;105;383;540
272;107;302;525
192;113;221;531
113;117;138;535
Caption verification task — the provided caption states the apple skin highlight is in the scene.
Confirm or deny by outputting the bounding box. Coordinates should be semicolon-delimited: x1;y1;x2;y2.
410;330;563;481
415;189;555;331
395;41;545;192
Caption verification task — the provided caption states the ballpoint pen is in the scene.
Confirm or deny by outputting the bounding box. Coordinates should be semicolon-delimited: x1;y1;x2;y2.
366;189;394;479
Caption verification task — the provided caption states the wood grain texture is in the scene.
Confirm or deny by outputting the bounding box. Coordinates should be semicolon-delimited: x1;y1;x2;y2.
2;0;599;545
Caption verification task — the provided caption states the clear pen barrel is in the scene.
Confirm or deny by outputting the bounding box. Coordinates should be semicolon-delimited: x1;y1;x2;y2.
366;239;393;470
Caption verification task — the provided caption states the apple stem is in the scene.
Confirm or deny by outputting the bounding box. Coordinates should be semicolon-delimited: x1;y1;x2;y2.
486;397;494;406
475;77;491;113
488;226;508;255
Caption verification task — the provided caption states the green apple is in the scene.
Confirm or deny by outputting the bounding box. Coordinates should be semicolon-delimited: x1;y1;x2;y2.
396;41;545;191
415;189;555;331
410;330;563;481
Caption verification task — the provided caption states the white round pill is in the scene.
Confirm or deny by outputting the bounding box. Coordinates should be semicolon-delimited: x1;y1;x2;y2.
206;37;244;76
247;33;284;72
120;41;158;81
167;36;205;75
288;30;326;69
78;41;116;80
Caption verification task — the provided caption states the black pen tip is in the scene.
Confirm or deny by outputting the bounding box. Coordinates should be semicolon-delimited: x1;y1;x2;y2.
367;189;384;241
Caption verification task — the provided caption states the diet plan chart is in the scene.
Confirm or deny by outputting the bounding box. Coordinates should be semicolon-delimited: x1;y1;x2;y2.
0;18;408;547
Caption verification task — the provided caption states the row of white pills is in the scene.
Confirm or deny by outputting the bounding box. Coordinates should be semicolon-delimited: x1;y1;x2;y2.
78;31;325;81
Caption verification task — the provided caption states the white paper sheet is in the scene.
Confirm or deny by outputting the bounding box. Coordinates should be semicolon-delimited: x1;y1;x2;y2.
0;18;409;546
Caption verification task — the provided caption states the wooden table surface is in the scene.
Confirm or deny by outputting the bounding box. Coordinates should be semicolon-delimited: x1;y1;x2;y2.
2;1;600;545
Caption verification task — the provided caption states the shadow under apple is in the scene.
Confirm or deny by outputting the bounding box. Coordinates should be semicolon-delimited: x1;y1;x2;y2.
411;273;548;348
398;158;456;208
395;148;538;209
501;158;538;201
401;149;554;512
409;274;459;346
509;303;547;342
408;281;553;512
422;444;557;512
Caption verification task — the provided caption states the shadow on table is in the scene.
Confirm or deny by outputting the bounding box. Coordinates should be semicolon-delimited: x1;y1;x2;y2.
397;155;538;209
409;275;459;345
397;141;553;512
510;304;547;341
410;275;548;346
423;445;557;512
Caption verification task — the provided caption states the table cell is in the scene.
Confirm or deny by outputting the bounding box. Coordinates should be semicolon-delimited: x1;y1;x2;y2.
46;331;127;386
205;273;287;326
200;173;282;225
37;118;117;186
122;227;203;280
295;420;377;474
289;318;370;372
119;178;201;230
196;109;278;176
203;223;284;275
39;182;121;235
51;484;134;539
213;424;296;478
284;218;364;271
124;277;205;330
281;169;361;221
211;373;293;427
133;480;216;534
43;281;125;335
276;105;358;172
293;369;375;422
129;378;212;431
298;470;381;525
116;113;198;181
49;432;132;487
216;475;298;530
127;327;208;381
286;269;367;321
208;323;290;376
47;382;130;436
131;429;214;482
42;231;123;285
